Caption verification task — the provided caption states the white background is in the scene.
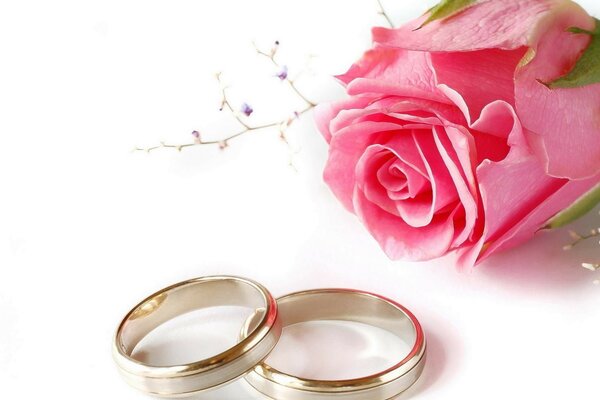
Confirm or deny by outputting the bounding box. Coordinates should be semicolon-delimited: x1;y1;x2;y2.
1;0;599;399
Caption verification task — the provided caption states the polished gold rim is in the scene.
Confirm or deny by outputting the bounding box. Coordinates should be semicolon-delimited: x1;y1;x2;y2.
242;289;426;400
112;276;281;397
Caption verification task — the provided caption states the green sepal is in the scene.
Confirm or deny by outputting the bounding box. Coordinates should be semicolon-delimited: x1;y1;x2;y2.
418;0;477;29
545;18;600;89
545;183;600;229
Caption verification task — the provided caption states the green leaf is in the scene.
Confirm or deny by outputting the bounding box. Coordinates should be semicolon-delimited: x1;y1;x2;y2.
545;183;600;229
545;18;600;89
418;0;478;29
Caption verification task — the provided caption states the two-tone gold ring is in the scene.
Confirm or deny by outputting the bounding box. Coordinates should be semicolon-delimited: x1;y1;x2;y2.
112;276;281;396
113;276;426;399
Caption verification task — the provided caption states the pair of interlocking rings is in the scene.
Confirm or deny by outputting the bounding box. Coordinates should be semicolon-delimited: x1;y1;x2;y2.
113;276;426;399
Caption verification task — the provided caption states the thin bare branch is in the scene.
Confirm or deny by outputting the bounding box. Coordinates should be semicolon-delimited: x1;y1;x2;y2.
564;228;600;250
134;42;316;153
376;0;395;28
253;42;316;107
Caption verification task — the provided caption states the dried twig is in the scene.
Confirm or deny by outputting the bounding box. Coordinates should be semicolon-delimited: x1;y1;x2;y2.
376;0;395;28
134;42;315;153
134;1;394;154
564;228;600;250
253;42;316;108
563;224;600;273
135;1;393;154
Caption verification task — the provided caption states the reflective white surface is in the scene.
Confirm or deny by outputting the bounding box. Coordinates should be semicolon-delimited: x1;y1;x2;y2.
1;0;600;399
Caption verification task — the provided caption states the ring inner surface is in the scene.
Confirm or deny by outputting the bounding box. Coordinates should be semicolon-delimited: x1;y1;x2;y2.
244;290;418;371
119;279;267;360
276;291;416;345
243;290;424;397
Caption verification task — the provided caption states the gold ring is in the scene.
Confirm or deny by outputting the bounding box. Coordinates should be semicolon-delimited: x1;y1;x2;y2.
113;276;281;397
242;289;426;400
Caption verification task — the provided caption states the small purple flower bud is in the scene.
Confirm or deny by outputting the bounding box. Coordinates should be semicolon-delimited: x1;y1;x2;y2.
240;103;253;117
276;65;288;80
191;130;200;138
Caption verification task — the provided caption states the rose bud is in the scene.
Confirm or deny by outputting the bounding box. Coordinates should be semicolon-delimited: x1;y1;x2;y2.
316;0;600;267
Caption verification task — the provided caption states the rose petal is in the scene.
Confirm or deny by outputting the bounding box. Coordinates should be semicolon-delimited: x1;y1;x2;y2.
353;186;456;261
413;130;458;203
337;47;450;103
432;125;479;247
515;1;600;179
356;146;402;216
407;130;459;226
470;101;525;163
322;97;459;215
431;47;527;121
456;157;566;268
324;121;404;212
356;135;435;227
373;0;553;52
314;97;373;143
478;174;600;261
477;154;565;245
383;159;428;197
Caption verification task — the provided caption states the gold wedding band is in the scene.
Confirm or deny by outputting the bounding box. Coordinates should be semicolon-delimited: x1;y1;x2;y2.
242;289;426;400
112;276;281;397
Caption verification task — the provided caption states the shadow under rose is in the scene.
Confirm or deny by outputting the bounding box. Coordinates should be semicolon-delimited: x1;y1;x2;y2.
477;211;599;294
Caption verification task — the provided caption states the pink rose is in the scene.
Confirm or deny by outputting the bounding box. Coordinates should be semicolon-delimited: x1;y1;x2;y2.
316;0;600;267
